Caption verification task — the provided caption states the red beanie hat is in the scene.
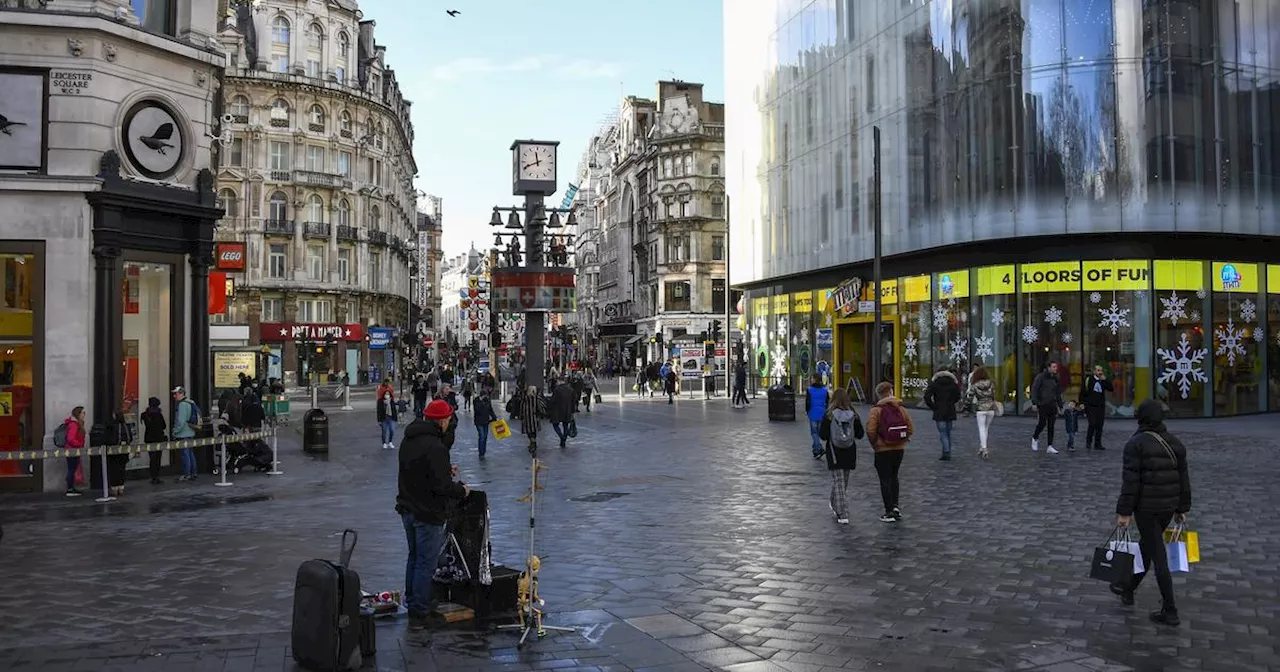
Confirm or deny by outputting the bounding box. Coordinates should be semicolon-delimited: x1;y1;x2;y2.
424;399;453;420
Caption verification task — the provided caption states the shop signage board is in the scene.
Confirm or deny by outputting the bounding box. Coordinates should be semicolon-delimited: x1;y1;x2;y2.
491;268;576;312
368;327;394;350
213;351;257;388
1269;265;1280;294
793;291;813;313
858;279;898;304
772;293;791;313
1082;260;1150;291
214;242;246;271
1154;260;1205;291
816;328;833;348
1020;261;1082;293
259;322;365;342
678;345;703;379
976;265;1016;295
937;270;970;299
1212;261;1258;293
901;275;931;303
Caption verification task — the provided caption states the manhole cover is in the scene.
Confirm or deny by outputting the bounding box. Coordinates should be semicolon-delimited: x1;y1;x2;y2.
568;492;630;503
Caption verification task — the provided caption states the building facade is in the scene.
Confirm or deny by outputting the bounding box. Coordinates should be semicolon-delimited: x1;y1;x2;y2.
414;196;443;369
1;0;225;493
438;245;486;357
726;0;1280;416
597;81;730;370
212;0;417;386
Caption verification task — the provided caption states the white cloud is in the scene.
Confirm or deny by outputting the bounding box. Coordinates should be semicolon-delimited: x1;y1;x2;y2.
428;56;544;82
556;60;623;79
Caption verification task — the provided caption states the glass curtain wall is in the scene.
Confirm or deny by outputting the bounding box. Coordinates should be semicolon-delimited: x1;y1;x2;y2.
899;277;932;404
1153;261;1211;417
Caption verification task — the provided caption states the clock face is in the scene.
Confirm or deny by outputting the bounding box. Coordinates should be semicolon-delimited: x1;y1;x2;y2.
517;144;555;181
122;101;184;179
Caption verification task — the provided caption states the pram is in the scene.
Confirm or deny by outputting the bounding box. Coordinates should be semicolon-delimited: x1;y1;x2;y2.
213;424;275;475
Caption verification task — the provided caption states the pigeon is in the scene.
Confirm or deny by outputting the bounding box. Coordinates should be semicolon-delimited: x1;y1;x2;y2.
139;122;175;154
446;9;459;16
0;113;26;136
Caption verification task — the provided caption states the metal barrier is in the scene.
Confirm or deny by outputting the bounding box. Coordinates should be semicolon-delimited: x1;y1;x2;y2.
0;426;281;498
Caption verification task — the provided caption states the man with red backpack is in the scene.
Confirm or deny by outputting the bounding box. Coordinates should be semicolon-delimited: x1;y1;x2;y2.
866;382;913;523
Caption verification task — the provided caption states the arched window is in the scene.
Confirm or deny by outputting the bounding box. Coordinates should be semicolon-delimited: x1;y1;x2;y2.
369;205;380;231
710;158;721;176
339;111;352;135
307;23;323;51
305;23;323;78
375;122;384;149
271;16;290;44
218;188;239;218
271;16;291;73
230;95;250;120
338;32;350;59
270;99;291;126
307;194;324;222
268;191;288;221
308;104;325;129
337;198;350;226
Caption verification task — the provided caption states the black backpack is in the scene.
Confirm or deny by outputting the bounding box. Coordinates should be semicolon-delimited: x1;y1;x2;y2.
53;420;70;448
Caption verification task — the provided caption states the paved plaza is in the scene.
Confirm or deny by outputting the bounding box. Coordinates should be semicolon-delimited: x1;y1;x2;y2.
1;387;1277;672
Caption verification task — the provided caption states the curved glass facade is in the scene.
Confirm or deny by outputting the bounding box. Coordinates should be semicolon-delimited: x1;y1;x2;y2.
725;0;1280;285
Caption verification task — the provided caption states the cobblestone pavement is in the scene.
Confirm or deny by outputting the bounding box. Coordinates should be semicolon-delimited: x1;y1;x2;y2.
1;393;1277;672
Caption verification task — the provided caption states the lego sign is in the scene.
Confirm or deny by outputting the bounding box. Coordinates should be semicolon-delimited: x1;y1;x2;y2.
215;243;246;271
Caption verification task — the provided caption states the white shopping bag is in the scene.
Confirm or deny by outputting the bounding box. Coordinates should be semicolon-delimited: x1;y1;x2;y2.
1167;541;1190;573
1108;540;1144;574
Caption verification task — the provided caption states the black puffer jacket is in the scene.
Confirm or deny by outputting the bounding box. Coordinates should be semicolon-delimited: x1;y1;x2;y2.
396;420;466;525
923;371;961;421
1030;370;1062;408
1116;400;1191;516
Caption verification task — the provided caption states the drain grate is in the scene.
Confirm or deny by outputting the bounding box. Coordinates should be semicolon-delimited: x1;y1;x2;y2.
568;492;630;503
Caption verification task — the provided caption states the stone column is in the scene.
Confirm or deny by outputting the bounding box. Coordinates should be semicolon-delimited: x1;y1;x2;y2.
189;245;213;416
90;245;123;460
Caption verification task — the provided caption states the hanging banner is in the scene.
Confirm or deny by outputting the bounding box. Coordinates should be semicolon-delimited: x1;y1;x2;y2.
1153;260;1204;292
858;279;898;304
937;270;970;300
793;291;813;313
1212;261;1258;293
976;265;1015;296
1020;261;1082;293
1082;260;1150;291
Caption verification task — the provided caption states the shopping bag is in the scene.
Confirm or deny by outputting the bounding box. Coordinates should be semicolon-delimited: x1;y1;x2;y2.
1090;527;1141;583
568;418;578;438
1167;540;1190;573
594;393;602;403
490;419;511;440
1110;539;1145;574
1164;528;1200;563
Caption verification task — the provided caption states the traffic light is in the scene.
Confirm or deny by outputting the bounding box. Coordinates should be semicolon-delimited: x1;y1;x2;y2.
711;320;723;342
654;332;664;347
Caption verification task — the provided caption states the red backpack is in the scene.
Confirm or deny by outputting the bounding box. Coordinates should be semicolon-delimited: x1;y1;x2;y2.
876;403;912;443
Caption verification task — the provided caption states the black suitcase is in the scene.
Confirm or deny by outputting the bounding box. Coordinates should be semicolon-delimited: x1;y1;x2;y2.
291;530;363;672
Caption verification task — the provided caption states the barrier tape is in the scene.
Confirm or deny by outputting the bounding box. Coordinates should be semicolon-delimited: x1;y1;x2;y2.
0;428;277;461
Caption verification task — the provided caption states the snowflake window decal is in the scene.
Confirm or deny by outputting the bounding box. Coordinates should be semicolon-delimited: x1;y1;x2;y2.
1239;299;1257;323
991;308;1006;327
1196;288;1207;299
1253;327;1266;343
1215;318;1246;366
1189;309;1201;324
916;309;931;333
973;334;994;362
1044;305;1064;327
932;305;950;331
903;332;918;361
1159;291;1188;325
949;336;968;364
1022;324;1039;344
1062;331;1074;344
1157;333;1208;400
1098;301;1131;335
1089;292;1102;304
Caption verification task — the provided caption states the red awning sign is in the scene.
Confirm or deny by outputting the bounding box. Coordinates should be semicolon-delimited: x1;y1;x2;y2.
259;322;365;342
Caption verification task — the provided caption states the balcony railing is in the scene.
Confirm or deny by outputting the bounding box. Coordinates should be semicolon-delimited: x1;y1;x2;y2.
337;224;359;242
302;222;330;239
294;170;352;190
368;230;389;246
264;219;295;236
269;170;291;181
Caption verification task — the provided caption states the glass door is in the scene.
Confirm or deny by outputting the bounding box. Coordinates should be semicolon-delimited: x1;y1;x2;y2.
122;260;173;473
0;250;40;493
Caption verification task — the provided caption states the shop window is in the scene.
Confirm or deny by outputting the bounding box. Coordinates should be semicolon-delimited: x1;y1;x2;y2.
931;270;971;384
791;292;814;382
1153;261;1210;418
1081;261;1153;417
767;296;790;386
1211;262;1263;415
1018;263;1083;413
122;261;172;473
973;266;1017;414
898;278;932;404
1268;271;1280;412
0;252;38;487
665;281;691;312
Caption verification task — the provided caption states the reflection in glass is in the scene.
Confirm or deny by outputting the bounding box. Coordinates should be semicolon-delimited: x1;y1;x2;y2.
1155;289;1210;418
1019;292;1082;411
1082;290;1151;416
899;301;933;403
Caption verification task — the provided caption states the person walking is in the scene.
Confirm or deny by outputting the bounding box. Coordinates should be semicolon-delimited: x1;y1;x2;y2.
1030;362;1063;455
377;389;399;450
733;363;749;408
866;382;913;523
663;362;678;404
141;397;167;484
923;369;960;461
805;373;830;460
548;377;576;449
460;377;474;411
513;385;547;455
472;390;498;461
966;367;998;459
62;406;87;497
106;401;134;497
1079;364;1113;450
171;386;198;481
396;399;470;634
1112;400;1191;626
582;369;597;412
412;374;431;418
818;389;862;524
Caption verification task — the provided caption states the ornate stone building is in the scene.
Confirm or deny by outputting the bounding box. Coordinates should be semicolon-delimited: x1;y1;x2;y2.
213;0;417;385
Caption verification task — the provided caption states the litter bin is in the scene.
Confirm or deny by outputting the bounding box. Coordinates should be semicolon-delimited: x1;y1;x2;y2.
767;384;796;422
303;408;329;453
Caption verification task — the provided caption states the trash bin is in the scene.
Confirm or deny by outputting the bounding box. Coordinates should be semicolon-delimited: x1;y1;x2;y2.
767;384;796;422
303;408;329;453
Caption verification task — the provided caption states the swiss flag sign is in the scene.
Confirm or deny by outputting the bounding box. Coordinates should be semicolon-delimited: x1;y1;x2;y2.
519;287;536;310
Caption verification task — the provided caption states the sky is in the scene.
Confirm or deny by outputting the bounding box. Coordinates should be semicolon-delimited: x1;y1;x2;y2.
357;0;725;258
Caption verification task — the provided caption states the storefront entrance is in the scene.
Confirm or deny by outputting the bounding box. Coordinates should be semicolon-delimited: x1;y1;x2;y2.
0;246;43;493
835;318;898;404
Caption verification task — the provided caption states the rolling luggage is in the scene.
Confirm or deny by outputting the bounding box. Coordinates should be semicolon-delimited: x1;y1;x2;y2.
291;529;363;672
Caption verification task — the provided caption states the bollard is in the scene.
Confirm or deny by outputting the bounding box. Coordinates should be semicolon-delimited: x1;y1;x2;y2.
267;430;284;475
214;436;233;487
94;445;116;503
340;385;353;411
618;375;623;399
310;385;319;409
501;380;507;400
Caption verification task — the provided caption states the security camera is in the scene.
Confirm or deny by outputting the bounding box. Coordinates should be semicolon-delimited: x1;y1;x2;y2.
221;113;236;125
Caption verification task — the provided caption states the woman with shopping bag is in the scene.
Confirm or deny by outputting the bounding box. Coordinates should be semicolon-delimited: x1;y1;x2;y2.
1112;399;1192;626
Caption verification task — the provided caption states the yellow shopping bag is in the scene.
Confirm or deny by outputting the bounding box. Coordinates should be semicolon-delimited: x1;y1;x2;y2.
490;419;511;440
1164;528;1200;563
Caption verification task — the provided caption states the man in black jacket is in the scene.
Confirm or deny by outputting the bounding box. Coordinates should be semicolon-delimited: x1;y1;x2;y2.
396;399;469;632
923;369;961;461
1079;364;1114;450
411;374;431;418
1113;399;1191;626
1030;362;1063;455
548;377;577;449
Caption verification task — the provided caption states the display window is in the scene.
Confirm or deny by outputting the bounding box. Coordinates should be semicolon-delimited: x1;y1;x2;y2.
1081;260;1153;417
1269;266;1280;412
973;265;1017;413
750;296;769;385
1017;262;1082;411
815;288;835;384
768;293;790;385
1153;261;1211;418
1211;262;1263;415
932;269;971;379
0;250;39;490
122;261;173;471
899;275;932;403
791;291;813;382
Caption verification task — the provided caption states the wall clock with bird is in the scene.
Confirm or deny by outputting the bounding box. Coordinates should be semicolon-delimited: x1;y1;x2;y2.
121;100;185;179
0;70;48;171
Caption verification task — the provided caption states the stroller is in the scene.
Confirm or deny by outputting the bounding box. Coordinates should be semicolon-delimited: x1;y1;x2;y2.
214;424;275;475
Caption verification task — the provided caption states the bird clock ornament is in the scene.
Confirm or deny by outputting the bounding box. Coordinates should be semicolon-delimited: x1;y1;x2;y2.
121;100;185;179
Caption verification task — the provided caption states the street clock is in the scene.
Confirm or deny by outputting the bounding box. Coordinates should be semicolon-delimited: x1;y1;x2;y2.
511;139;559;196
